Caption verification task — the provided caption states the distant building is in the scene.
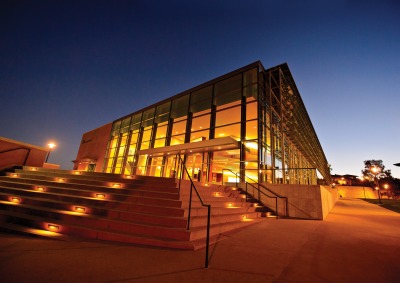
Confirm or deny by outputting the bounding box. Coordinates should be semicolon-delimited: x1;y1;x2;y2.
0;137;48;169
74;61;331;186
331;174;361;186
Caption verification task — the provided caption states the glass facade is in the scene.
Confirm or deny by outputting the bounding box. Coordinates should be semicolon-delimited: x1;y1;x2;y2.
102;62;331;185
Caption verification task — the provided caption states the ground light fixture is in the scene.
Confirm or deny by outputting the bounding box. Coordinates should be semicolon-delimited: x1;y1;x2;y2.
47;224;60;232
35;186;46;192
11;196;21;203
74;206;86;213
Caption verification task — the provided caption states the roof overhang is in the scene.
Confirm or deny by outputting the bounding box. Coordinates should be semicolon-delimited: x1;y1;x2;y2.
137;136;240;157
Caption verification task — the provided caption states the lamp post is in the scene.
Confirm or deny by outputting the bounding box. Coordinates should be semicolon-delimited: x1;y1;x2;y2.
371;166;382;204
384;183;389;199
45;143;56;163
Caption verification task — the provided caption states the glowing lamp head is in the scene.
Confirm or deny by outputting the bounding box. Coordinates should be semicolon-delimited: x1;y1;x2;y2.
74;206;86;213
11;196;21;203
48;143;56;149
36;186;45;192
48;224;59;231
96;193;106;199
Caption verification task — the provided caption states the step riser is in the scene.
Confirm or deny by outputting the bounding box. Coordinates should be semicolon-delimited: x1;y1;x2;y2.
2;176;179;194
0;181;180;200
1;168;266;248
1;209;191;241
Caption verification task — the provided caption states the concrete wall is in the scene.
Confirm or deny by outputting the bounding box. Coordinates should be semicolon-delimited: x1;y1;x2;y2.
257;183;339;220
0;137;48;169
73;123;112;172
336;186;377;199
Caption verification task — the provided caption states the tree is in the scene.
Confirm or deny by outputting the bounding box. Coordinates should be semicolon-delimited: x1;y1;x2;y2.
361;160;391;181
362;160;392;202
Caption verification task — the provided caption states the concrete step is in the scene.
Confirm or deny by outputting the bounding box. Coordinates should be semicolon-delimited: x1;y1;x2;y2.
3;173;179;193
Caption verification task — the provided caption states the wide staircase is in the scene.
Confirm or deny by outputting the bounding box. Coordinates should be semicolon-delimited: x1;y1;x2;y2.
0;166;268;250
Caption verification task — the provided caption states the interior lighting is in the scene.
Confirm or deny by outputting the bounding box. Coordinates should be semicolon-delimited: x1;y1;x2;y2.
73;171;81;175
57;178;65;182
125;175;132;179
47;224;59;231
242;215;247;220
112;183;121;188
227;203;233;207
241;194;246;199
214;192;221;197
30;167;38;171
253;203;258;207
11;173;18;177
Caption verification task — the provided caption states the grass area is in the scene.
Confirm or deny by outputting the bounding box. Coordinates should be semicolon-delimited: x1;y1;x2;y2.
364;199;400;214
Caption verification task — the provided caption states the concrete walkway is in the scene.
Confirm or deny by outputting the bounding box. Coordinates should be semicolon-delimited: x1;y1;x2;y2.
1;198;399;282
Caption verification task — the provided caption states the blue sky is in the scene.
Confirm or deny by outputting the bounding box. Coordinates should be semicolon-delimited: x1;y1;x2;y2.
1;0;399;178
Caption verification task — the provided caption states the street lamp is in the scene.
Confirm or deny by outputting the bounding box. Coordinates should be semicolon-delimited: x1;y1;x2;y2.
384;184;389;199
371;166;382;204
45;143;56;163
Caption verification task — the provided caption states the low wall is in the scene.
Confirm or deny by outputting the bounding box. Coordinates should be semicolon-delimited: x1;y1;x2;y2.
257;183;339;220
336;186;377;199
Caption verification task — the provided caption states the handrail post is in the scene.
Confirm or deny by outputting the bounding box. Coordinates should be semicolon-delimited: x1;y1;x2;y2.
276;197;278;220
205;205;211;268
187;184;193;230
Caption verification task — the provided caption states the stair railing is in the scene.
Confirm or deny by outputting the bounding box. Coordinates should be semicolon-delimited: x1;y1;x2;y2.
222;169;289;218
0;147;31;166
176;154;211;268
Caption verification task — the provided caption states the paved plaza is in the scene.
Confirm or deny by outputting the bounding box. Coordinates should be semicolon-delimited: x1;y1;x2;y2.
1;197;399;282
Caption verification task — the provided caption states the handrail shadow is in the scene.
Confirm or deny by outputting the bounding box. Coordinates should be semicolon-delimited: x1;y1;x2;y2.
176;154;211;268
222;169;289;218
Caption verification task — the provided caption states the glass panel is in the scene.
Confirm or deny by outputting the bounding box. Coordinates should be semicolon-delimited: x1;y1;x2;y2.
244;141;258;161
130;131;139;144
112;121;121;131
141;128;152;141
170;134;185;145
118;146;126;157
214;74;242;107
121;117;131;128
110;137;118;148
191;114;210;132
155;124;168;139
127;143;137;155
246;102;257;120
243;68;258;86
190;85;212;114
171;120;186;136
214;123;241;140
245;120;258;140
171;94;189;118
244;84;258;101
154;138;165;148
120;134;128;146
190;130;209;142
155;101;171;123
136;155;148;176
215;106;241;127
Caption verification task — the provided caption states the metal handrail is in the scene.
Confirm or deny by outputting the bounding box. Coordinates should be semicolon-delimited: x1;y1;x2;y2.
0;147;31;166
176;155;211;268
222;169;289;218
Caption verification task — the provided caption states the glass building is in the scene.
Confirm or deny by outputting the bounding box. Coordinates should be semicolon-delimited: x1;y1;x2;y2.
99;61;331;185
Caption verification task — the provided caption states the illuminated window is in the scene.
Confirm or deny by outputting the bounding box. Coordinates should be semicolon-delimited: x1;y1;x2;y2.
215;123;241;140
215;106;241;127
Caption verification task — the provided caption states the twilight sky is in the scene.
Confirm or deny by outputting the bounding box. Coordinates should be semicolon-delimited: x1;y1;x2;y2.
1;0;399;178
